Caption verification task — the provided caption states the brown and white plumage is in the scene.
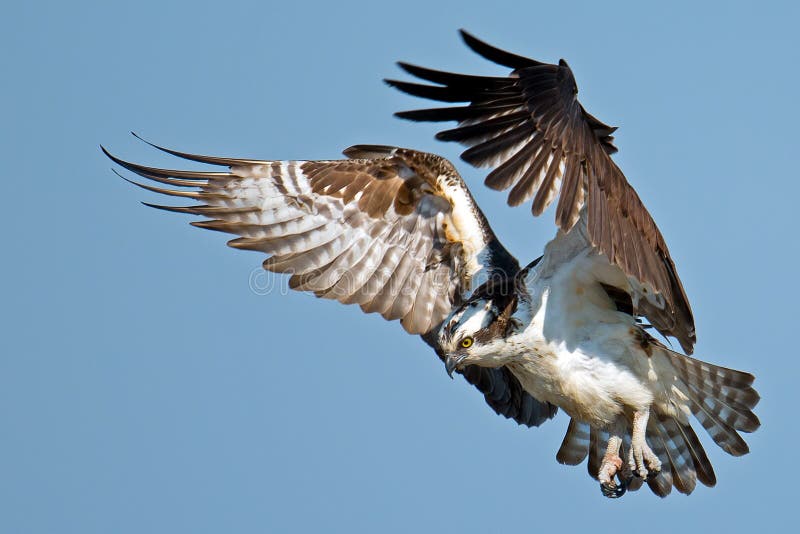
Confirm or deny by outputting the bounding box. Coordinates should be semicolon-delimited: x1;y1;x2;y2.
106;142;481;333
103;138;557;428
107;30;759;499
555;346;758;497
389;30;759;497
387;29;694;354
435;217;758;497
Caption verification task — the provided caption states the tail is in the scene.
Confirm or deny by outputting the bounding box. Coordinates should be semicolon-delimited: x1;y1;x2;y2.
556;349;760;497
664;350;760;452
649;349;760;492
646;348;759;496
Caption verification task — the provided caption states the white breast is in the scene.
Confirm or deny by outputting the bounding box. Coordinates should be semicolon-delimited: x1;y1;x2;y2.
508;252;654;427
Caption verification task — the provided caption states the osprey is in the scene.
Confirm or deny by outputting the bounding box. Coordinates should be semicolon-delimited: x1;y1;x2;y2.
105;30;759;498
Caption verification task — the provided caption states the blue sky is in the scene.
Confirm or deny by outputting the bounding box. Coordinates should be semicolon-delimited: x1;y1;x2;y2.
2;1;797;532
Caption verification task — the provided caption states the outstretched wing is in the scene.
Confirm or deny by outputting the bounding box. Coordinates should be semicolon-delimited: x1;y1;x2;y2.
106;137;556;427
387;30;696;354
105;138;512;335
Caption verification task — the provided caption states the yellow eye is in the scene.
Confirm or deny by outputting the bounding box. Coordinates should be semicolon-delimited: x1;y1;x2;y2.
460;337;474;349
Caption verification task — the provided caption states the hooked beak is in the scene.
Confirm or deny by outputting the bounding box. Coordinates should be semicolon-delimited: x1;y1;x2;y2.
445;353;468;378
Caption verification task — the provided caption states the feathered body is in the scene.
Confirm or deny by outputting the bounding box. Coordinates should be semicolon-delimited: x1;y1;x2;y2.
439;220;757;495
106;30;759;498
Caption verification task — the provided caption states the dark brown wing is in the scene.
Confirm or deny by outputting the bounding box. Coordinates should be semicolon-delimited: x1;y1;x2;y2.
386;30;695;353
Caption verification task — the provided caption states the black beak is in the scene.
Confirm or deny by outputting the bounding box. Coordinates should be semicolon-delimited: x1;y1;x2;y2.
445;353;467;378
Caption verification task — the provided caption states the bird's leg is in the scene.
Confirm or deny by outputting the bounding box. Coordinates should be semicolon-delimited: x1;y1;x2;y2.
598;431;626;498
628;407;661;479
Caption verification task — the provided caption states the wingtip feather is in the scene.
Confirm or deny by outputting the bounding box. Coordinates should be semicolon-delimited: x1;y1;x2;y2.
457;29;540;69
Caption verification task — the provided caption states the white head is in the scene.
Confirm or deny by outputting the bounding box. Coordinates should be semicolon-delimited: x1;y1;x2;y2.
436;295;520;376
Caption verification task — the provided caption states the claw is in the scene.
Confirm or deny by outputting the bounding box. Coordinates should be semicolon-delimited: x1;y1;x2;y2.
600;477;628;498
627;440;661;480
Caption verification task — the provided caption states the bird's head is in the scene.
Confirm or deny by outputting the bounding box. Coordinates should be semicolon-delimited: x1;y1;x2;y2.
436;293;520;377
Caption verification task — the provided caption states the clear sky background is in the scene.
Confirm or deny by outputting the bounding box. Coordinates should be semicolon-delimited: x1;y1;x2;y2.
2;1;797;532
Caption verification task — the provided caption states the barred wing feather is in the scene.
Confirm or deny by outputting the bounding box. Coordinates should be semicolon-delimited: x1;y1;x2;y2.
106;138;557;428
104;140;498;335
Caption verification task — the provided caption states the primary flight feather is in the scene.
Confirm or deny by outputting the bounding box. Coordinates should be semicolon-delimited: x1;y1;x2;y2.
106;30;759;498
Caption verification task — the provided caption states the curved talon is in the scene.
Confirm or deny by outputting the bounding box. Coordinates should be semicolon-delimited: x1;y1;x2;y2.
600;478;628;499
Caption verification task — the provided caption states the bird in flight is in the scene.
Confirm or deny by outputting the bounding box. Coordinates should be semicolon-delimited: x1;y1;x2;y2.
105;30;759;498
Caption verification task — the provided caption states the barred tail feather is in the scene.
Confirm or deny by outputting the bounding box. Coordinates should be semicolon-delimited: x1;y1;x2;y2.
665;350;760;455
646;348;760;495
556;419;590;465
677;421;716;487
686;395;751;456
651;414;697;494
